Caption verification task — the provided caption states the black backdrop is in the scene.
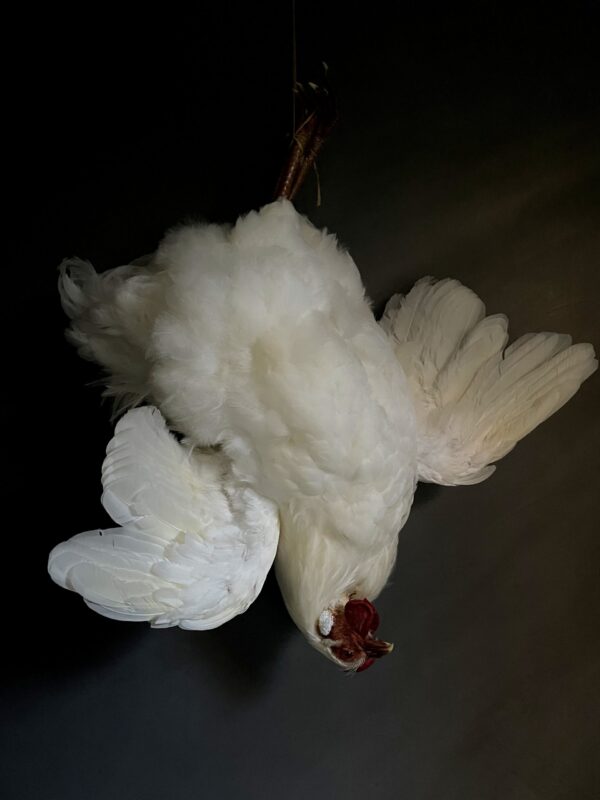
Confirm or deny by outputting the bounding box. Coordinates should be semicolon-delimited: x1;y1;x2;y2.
3;4;599;799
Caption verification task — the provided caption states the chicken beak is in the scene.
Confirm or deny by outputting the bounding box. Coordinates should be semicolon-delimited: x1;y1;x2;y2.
356;639;394;672
364;637;394;659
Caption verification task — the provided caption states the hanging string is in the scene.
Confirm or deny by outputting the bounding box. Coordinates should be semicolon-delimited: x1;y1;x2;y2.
292;0;297;137
274;3;337;204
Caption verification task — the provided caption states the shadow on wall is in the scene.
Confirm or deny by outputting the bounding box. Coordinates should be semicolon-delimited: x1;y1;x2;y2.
411;481;444;510
7;568;296;702
176;571;297;699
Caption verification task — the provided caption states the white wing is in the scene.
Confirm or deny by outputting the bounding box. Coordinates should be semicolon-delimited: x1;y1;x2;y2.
48;407;279;629
381;277;597;485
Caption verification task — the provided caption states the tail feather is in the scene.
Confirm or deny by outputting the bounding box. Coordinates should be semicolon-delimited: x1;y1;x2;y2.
59;257;164;411
382;277;597;485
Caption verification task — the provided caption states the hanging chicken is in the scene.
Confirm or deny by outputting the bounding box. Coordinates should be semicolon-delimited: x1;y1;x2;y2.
48;83;597;673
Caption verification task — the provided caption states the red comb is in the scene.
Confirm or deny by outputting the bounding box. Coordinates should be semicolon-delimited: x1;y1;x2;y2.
344;598;380;638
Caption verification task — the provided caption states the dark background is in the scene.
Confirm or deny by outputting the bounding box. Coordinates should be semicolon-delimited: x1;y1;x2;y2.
3;3;599;799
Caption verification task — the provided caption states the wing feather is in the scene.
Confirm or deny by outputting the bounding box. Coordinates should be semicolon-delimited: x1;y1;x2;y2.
381;277;597;485
49;407;279;629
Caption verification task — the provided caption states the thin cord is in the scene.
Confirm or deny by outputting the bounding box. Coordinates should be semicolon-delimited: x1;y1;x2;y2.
292;0;297;136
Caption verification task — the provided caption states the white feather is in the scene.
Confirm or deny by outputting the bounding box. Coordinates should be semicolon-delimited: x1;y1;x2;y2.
58;257;166;411
381;277;598;485
48;407;280;629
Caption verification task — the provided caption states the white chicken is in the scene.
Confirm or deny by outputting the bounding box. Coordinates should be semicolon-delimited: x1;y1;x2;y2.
48;198;597;672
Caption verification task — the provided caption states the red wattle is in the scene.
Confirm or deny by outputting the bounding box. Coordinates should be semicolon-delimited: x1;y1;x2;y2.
357;657;376;672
